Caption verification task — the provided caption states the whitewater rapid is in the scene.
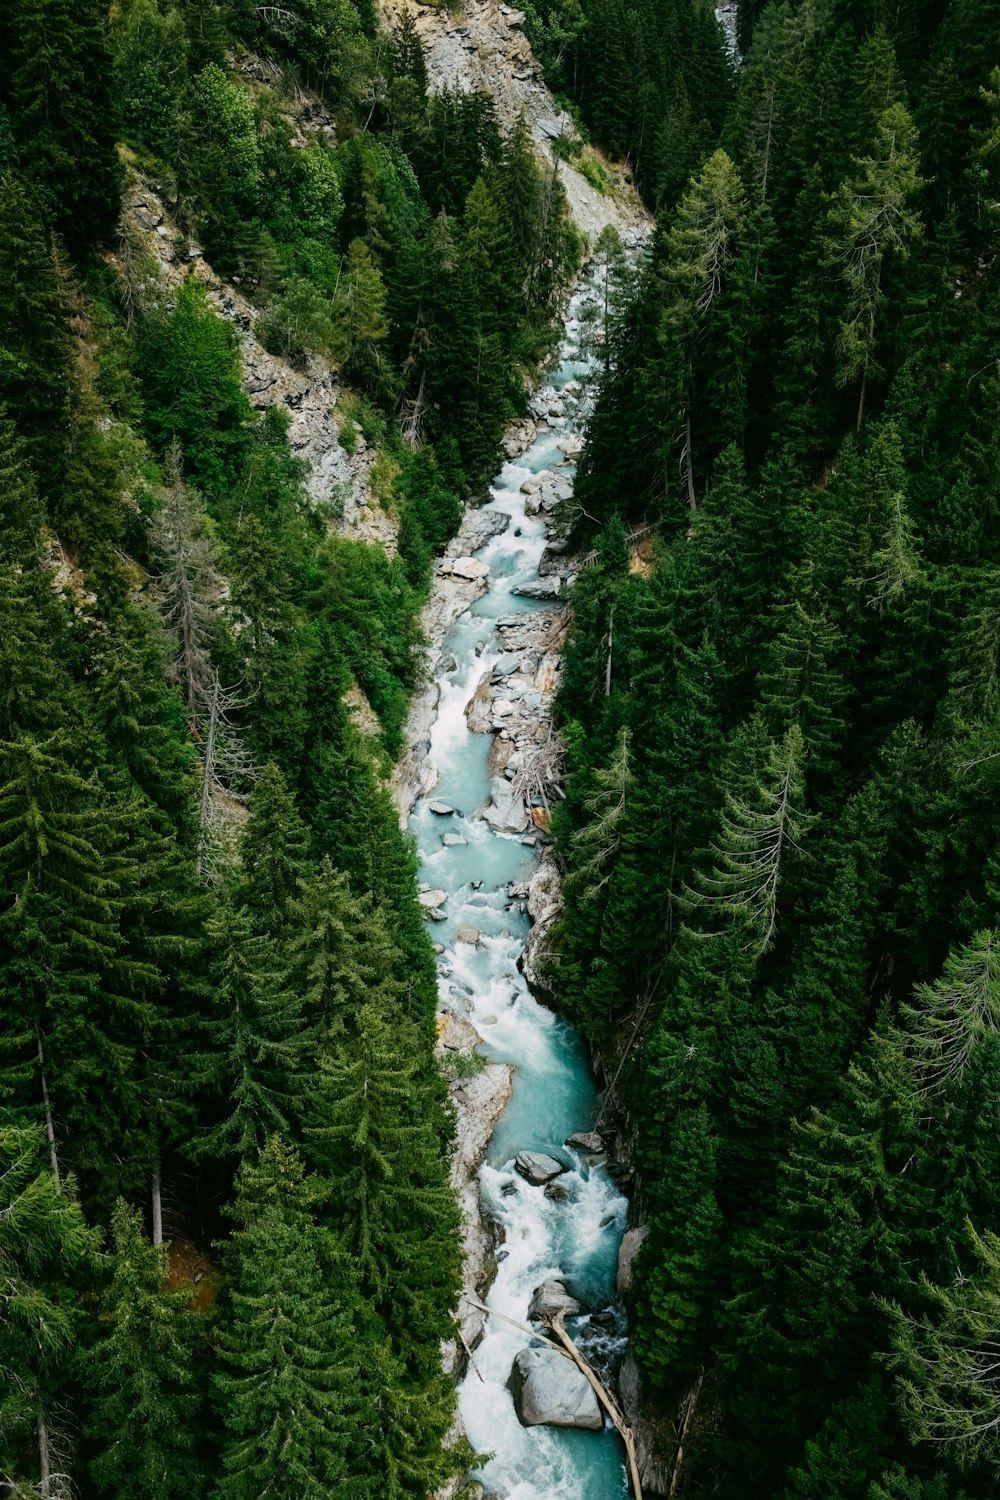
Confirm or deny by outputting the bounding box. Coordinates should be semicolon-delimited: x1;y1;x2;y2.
409;273;631;1499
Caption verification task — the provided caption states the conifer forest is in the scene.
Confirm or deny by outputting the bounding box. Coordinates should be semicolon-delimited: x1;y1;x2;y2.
0;0;999;1498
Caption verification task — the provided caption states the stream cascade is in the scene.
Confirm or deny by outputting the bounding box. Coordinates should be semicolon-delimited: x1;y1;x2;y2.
407;263;635;1500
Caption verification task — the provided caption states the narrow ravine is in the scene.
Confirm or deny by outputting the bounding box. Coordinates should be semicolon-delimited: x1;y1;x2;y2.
407;268;635;1500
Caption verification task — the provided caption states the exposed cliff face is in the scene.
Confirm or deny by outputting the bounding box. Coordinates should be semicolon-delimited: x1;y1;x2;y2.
116;171;394;551
379;0;648;243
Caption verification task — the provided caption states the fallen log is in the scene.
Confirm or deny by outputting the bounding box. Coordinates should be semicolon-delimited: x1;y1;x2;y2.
461;1293;643;1498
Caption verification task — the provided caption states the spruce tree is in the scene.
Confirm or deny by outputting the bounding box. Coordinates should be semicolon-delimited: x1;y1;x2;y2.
7;0;122;252
85;1200;207;1499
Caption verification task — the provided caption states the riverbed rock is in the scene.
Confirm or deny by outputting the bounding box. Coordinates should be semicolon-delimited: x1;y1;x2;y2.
445;556;490;582
456;925;481;945
428;800;455;815
616;1224;649;1296
507;1347;603;1431
528;1279;582;1321
514;1151;567;1185
464;670;494;733
502;417;537;459
436;1007;482;1055
510;576;561;600
441;832;468;846
418;888;448;909
482;774;529;833
566;1130;605;1153
521;854;564;996
446;509;510;555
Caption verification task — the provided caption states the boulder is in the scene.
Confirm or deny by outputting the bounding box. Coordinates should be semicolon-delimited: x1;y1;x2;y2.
464;671;494;734
511;577;560;600
514;1151;567;1185
428;801;455;816
482;775;529;833
507;1347;603;1431
544;1181;573;1203
528;1280;582;1321
566;1131;605;1154
456;925;481;946
449;556;489;582
442;832;468;846
418;888;448;909
616;1224;649;1296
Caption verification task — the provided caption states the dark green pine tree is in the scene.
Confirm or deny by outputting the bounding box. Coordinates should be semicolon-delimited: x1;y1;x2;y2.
0;171;72;497
188;903;308;1166
236;764;311;937
0;1122;100;1494
306;1005;460;1367
631;1102;723;1397
214;1139;356;1500
280;858;403;1041
85;1200;207;1499
6;0;122;253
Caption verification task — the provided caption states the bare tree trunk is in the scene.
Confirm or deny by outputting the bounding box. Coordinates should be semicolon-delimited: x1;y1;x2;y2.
605;603;615;697
37;1033;60;1189
38;1413;51;1499
683;411;697;511
151;1161;163;1247
856;368;867;432
196;675;221;879
669;1370;705;1495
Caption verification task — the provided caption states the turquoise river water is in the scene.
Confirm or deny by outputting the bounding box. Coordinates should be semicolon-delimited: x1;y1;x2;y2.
408;270;631;1500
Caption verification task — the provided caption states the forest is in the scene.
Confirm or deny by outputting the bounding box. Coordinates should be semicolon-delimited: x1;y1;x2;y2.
0;0;578;1495
547;0;1000;1495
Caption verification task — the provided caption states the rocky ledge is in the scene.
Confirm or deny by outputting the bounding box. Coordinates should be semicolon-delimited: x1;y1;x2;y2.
435;1007;514;1371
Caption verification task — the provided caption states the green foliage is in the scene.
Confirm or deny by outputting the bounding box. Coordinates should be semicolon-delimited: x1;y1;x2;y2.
551;5;1000;1496
85;1201;207;1499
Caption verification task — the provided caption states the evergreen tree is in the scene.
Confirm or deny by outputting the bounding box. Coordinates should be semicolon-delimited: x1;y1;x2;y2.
85;1200;207;1499
6;0;121;252
214;1140;356;1500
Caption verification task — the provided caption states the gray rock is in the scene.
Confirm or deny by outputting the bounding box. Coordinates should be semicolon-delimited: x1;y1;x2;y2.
544;1181;573;1203
528;1280;582;1321
616;1224;649;1296
447;556;489;582
566;1131;605;1154
418;888;448;909
456;925;481;946
514;1151;567;1186
507;1347;602;1431
428;908;447;922
428;801;455;816
511;577;561;600
442;832;468;846
483;775;529;833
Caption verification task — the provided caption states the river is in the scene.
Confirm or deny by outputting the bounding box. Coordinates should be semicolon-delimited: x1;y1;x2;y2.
408;269;632;1500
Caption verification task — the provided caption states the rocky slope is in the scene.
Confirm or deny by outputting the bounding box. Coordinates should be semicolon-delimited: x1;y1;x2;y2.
379;0;649;242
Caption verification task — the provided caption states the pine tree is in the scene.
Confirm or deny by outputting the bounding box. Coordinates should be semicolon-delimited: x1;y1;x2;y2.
214;1141;356;1500
188;904;307;1166
884;1222;1000;1467
900;930;1000;1097
0;171;72;496
306;1006;460;1354
827;103;923;429
0;1123;99;1495
85;1200;207;1499
688;722;812;952
7;0;122;252
237;764;310;937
